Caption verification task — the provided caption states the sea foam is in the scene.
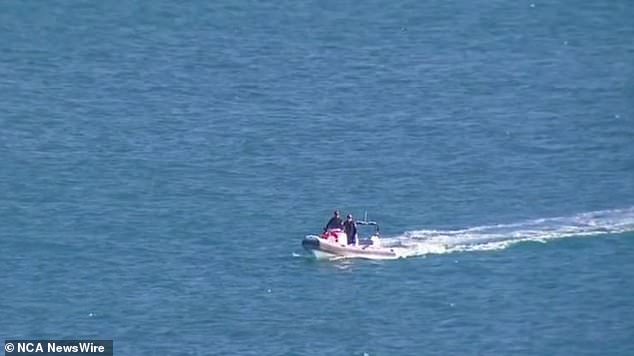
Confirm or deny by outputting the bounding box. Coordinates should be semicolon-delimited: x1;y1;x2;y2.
384;207;634;258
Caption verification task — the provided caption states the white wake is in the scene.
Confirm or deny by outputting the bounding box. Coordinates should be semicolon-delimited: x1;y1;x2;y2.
382;207;634;258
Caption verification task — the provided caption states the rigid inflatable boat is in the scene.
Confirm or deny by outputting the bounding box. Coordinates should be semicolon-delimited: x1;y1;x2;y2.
301;220;399;260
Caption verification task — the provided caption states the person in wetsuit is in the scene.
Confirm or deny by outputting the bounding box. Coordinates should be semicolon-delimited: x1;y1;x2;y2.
324;210;344;231
343;214;358;245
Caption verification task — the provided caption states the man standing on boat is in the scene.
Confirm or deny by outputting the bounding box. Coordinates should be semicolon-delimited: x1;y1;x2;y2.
324;210;343;231
343;214;358;245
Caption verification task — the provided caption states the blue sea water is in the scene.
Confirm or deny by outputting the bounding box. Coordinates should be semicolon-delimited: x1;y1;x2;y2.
1;0;633;354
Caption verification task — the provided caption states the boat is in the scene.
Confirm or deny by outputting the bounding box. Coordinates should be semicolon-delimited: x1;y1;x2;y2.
301;219;399;260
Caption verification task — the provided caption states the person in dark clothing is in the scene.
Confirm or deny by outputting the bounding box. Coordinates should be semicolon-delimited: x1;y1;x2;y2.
324;210;344;231
343;214;358;245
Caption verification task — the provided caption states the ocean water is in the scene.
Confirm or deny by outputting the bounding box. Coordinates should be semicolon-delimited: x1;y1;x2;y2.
1;0;633;355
